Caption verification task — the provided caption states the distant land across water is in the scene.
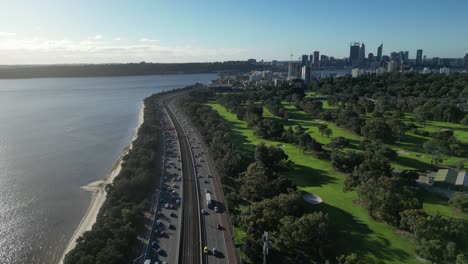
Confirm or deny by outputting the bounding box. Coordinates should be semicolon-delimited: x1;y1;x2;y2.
0;62;282;79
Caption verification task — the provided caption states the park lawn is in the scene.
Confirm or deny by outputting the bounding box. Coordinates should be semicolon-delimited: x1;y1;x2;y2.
208;103;420;264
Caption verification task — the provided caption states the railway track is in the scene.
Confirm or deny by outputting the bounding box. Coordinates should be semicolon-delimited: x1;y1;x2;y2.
163;97;203;264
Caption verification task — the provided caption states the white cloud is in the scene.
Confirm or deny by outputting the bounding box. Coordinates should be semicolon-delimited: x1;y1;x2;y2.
93;35;103;40
139;38;160;43
113;37;122;41
0;36;248;64
0;32;16;37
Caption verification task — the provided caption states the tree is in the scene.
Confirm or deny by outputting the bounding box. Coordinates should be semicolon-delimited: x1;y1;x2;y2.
276;213;329;259
254;143;288;168
240;162;294;202
318;124;328;136
449;192;468;213
361;119;397;144
323;127;332;138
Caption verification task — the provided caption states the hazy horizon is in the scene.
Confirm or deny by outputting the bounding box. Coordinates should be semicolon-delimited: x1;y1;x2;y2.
0;0;467;65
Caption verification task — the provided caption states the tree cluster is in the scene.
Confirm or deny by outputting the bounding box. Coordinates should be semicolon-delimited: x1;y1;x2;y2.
399;210;466;263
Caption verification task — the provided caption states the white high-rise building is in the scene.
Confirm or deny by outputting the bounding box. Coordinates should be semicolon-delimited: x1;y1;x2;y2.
439;67;450;75
422;67;431;74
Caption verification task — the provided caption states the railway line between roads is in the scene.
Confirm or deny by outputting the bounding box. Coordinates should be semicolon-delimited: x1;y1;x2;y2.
163;96;204;264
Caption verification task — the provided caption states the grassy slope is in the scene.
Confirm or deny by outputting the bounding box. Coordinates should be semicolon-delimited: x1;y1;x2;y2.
210;103;420;264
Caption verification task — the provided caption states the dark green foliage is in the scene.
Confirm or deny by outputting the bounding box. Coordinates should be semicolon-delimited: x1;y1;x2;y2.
276;212;329;260
449;192;468;212
361;119;397;144
331;150;364;173
240;161;294;202
399;210;467;263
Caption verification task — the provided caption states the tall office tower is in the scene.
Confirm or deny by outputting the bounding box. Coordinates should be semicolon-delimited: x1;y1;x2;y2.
464;54;468;66
301;55;308;66
404;51;409;64
349;42;360;67
301;65;311;85
416;49;423;66
358;43;366;66
377;43;383;61
387;61;398;73
390;52;398;61
313;51;320;67
309;54;313;65
368;53;374;62
288;62;295;77
398;51;405;63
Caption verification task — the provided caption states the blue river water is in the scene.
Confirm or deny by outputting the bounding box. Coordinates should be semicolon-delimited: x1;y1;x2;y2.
0;74;215;264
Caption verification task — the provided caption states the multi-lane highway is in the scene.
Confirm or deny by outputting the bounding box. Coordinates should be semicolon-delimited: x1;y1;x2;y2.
139;93;236;264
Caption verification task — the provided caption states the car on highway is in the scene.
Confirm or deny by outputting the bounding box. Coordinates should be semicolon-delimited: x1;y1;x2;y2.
212;247;219;256
203;246;209;254
201;209;206;215
164;203;170;209
204;179;209;183
170;212;177;218
175;199;180;204
168;223;176;230
156;220;162;226
205;189;210;193
214;206;219;213
217;224;223;230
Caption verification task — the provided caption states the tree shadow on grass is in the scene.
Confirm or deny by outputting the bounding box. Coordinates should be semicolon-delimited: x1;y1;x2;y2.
316;203;413;263
398;133;428;153
396;156;430;170
289;163;337;187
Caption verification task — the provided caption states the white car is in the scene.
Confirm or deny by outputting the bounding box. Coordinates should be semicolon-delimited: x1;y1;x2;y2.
214;206;219;213
201;209;206;215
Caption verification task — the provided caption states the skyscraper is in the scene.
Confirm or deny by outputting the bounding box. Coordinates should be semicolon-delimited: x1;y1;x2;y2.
377;43;383;61
416;49;423;65
349;42;360;67
465;54;468;66
358;43;366;66
301;55;308;66
313;51;320;67
404;51;409;64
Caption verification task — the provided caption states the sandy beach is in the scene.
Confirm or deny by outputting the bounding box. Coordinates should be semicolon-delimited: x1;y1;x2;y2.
58;103;145;264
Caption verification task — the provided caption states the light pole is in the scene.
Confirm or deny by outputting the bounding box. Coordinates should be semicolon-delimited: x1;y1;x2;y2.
262;231;269;264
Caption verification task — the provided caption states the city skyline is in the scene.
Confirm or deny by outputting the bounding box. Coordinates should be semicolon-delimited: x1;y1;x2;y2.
0;0;467;64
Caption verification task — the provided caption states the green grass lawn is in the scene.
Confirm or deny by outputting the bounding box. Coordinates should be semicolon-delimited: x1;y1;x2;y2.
209;103;421;263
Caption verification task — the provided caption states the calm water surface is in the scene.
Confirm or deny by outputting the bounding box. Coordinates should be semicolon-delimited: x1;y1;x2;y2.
0;74;215;264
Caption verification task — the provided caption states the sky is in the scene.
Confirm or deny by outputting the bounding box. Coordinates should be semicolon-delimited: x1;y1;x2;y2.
0;0;467;64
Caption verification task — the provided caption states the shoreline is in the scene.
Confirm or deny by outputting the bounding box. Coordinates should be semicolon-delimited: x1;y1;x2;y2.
58;103;145;264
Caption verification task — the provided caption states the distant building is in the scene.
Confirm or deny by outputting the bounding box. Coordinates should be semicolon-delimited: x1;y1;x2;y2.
368;52;374;62
313;51;320;67
247;58;257;64
349;42;360;67
262;70;273;81
320;55;329;67
301;55;308;66
301;66;311;85
248;71;264;82
377;43;383;61
274;78;285;87
416;49;423;66
404;51;409;64
351;68;365;78
358;43;366;66
376;67;386;75
288;62;301;78
422;67;432;74
464;54;468;66
440;67;450;75
387;61;398;73
434;168;458;185
455;171;468;186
